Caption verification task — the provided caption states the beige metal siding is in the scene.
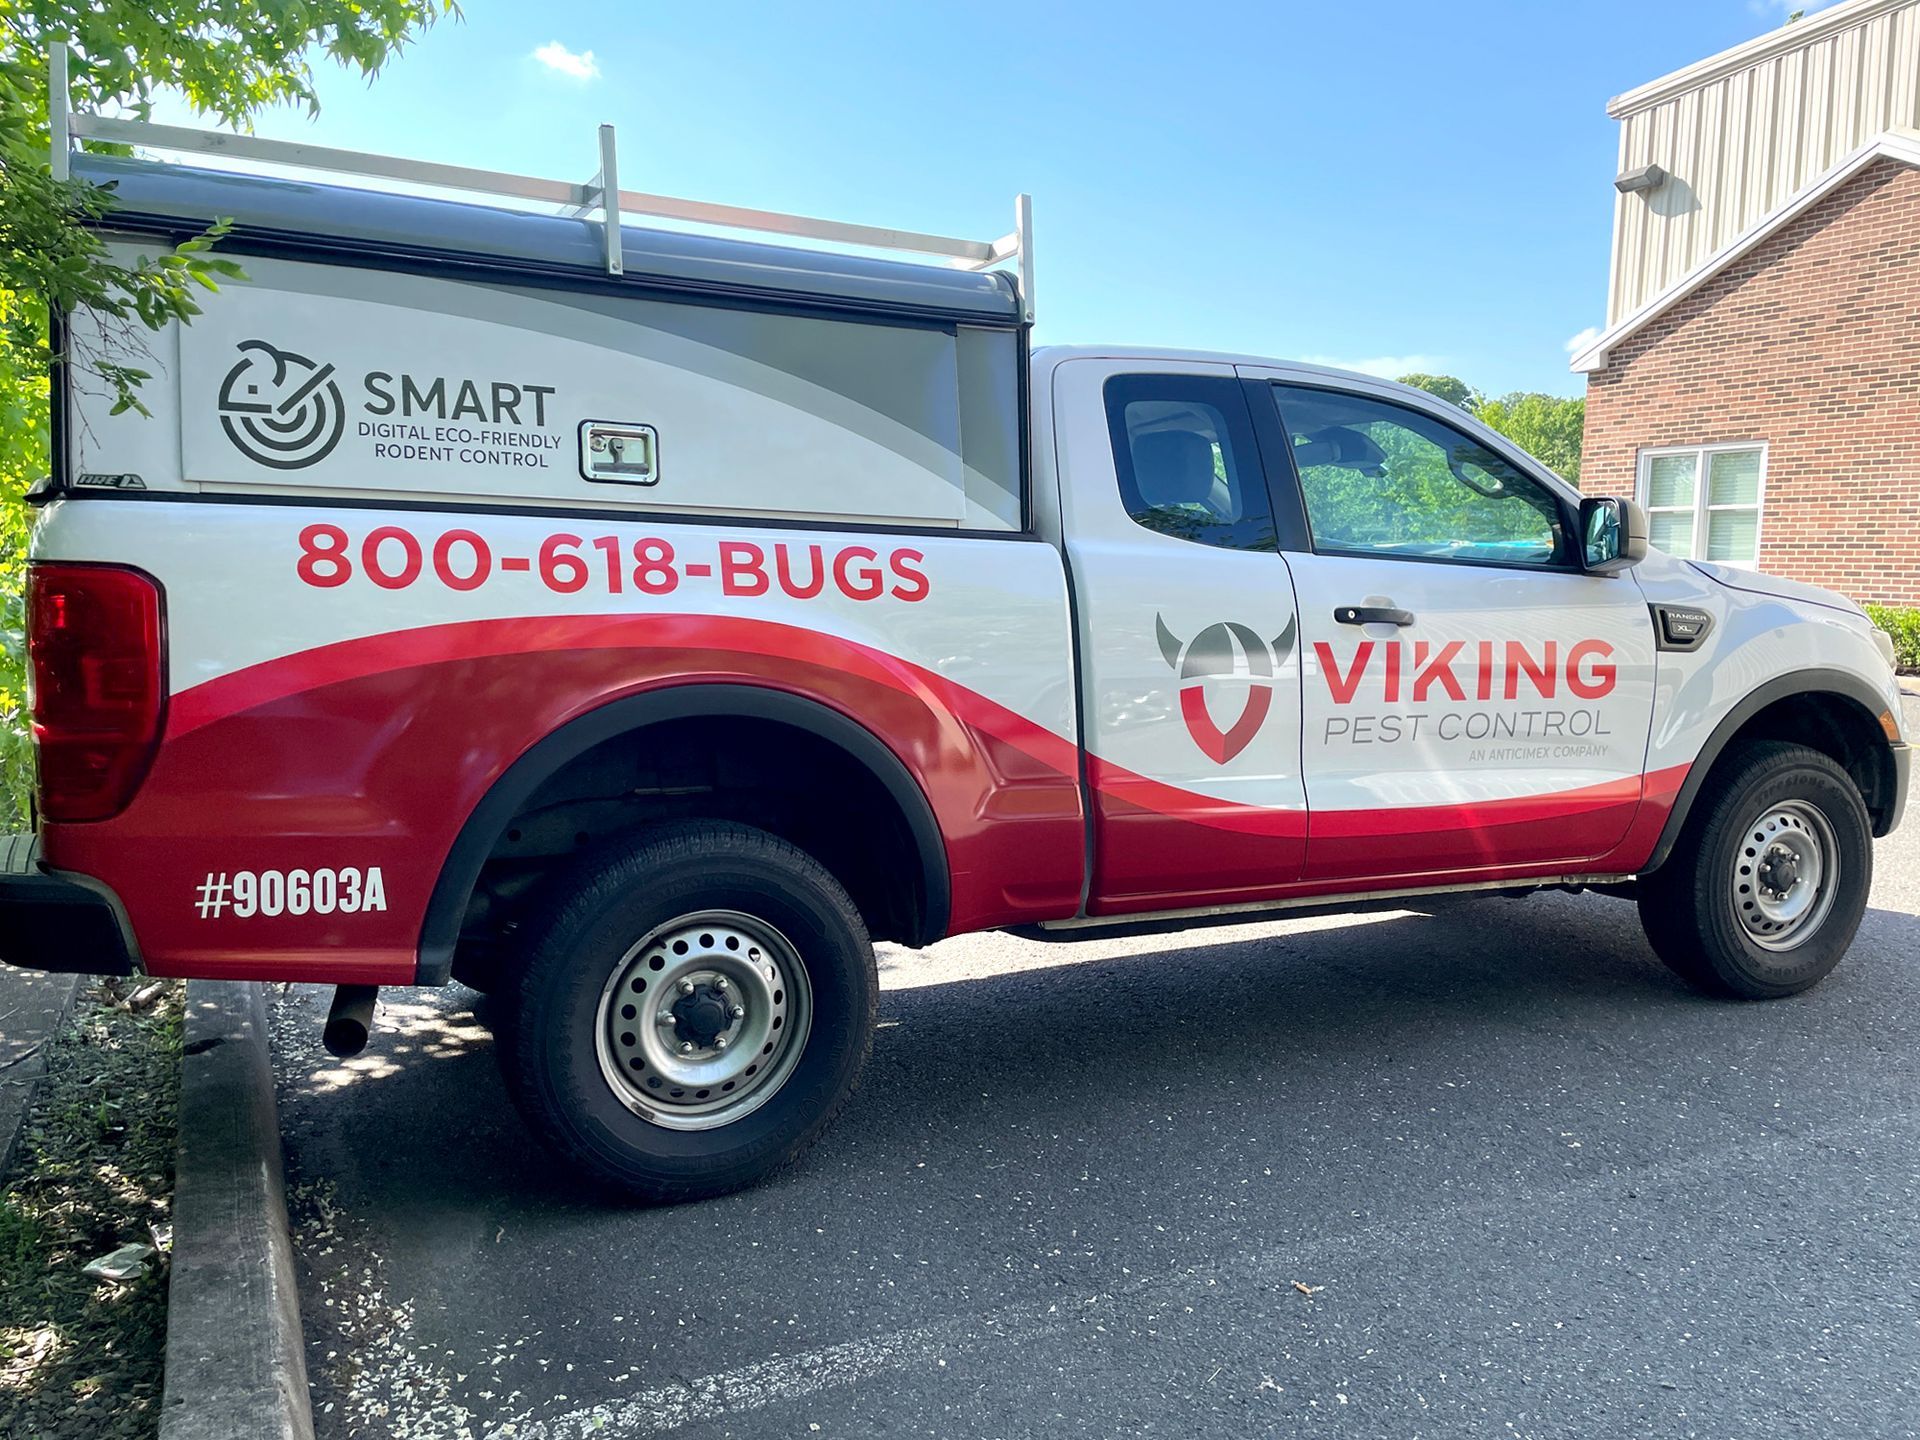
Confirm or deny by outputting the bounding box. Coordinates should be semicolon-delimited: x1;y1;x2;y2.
1607;0;1920;322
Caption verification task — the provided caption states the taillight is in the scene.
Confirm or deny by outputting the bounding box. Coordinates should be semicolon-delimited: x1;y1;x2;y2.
26;563;166;823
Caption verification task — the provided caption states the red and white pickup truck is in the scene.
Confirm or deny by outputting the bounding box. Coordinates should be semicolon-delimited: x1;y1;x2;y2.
4;113;1908;1200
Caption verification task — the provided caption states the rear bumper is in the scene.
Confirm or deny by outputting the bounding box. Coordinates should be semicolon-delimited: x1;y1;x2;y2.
0;834;138;976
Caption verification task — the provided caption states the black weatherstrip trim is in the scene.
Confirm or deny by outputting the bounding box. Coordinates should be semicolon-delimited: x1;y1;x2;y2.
1053;536;1098;919
1015;324;1035;535
46;307;68;506
90;213;1026;333
1643;668;1902;874
415;684;953;985
1238;378;1314;555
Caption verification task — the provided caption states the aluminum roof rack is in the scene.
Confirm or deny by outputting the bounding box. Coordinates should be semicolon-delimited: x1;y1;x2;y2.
47;42;1035;322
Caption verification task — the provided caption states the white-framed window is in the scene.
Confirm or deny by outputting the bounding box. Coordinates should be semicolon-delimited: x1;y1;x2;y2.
1635;443;1766;566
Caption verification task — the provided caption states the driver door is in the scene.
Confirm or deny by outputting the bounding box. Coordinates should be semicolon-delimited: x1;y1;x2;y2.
1238;370;1658;882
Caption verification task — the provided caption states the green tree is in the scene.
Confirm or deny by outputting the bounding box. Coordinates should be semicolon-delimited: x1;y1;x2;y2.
0;0;457;822
1396;373;1586;482
1295;418;1560;555
1472;391;1586;484
1396;372;1479;410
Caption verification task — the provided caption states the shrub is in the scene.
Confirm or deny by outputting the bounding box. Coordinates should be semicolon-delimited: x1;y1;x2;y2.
1865;603;1920;674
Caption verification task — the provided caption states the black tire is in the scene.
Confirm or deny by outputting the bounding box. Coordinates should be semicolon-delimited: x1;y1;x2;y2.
452;939;509;996
1638;741;1872;999
501;822;876;1203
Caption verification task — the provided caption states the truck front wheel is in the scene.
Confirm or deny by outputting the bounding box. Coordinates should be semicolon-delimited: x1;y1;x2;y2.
1638;741;1872;999
501;822;877;1203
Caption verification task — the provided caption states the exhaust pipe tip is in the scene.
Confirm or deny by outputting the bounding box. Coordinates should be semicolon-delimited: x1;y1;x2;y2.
322;984;380;1058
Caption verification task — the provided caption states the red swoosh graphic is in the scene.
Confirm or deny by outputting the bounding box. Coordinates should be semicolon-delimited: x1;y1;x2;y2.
168;611;1674;858
52;612;1686;982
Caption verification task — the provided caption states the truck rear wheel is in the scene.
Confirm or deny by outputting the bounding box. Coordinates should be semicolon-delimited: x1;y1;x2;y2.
1637;741;1872;999
500;822;877;1203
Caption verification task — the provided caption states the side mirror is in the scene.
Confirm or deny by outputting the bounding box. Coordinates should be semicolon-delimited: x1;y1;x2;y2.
1580;496;1649;575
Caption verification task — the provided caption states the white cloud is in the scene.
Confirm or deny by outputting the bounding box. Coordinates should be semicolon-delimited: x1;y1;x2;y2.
532;41;601;83
1299;353;1449;379
1564;325;1603;357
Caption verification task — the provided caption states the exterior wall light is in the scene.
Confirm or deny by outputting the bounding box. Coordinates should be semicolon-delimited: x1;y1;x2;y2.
1615;164;1669;195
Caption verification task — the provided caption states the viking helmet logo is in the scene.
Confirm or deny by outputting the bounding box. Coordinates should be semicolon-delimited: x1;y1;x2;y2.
217;340;345;471
1156;614;1298;765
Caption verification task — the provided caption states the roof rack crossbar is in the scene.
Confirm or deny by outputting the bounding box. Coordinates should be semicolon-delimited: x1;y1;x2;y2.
65;113;589;205
46;42;1033;320
49;42;70;183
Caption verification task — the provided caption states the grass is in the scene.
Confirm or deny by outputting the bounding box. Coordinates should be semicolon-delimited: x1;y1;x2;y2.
0;980;182;1440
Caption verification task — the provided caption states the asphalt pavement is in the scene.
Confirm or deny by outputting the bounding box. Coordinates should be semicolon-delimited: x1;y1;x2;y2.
272;714;1920;1440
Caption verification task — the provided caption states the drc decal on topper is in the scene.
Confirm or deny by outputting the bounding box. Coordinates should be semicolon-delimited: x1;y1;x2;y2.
217;340;346;470
179;287;573;501
1156;614;1298;765
172;276;973;522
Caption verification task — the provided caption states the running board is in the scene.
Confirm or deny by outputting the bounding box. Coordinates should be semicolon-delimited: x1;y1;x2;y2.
1014;874;1637;941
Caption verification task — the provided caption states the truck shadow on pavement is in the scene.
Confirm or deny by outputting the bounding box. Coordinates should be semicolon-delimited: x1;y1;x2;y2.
269;886;1920;1220
278;884;1920;1437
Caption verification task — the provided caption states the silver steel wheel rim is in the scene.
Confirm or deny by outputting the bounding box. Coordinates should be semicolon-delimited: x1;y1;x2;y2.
593;909;813;1131
1730;800;1839;952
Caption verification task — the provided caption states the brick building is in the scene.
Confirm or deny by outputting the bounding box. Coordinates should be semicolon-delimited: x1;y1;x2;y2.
1573;0;1920;606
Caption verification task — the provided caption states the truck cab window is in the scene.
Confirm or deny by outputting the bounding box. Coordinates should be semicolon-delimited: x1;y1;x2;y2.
1270;384;1566;567
1104;375;1275;552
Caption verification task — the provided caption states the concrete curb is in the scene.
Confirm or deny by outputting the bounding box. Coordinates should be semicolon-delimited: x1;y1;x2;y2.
0;968;81;1180
160;981;314;1440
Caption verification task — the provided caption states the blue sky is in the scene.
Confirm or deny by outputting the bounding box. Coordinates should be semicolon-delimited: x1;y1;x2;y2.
157;0;1838;397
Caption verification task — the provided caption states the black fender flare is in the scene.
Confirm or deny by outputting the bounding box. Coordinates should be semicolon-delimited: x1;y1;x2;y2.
1642;667;1902;875
415;683;952;983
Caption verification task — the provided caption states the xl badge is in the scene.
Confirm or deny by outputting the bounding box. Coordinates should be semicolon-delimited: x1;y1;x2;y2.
1156;614;1298;765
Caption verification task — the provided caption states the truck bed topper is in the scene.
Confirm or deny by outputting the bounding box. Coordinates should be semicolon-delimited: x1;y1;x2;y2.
48;43;1033;325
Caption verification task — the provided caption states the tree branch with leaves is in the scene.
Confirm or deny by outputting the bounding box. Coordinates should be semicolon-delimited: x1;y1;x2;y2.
0;0;458;822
